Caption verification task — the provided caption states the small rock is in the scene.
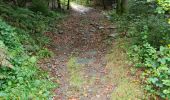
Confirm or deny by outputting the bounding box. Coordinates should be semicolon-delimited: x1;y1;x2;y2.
47;64;52;68
109;33;119;38
79;30;84;32
58;30;64;34
106;15;111;19
57;74;62;77
83;93;88;97
96;95;100;98
90;28;96;32
83;37;87;40
88;89;92;92
98;26;104;29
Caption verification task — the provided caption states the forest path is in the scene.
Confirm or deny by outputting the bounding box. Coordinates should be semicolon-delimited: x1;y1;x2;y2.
40;6;144;100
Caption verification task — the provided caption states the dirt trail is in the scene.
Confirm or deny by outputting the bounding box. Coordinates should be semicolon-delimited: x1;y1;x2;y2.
40;6;144;100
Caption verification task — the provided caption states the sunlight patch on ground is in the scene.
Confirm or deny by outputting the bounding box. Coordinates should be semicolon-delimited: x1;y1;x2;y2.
70;2;92;14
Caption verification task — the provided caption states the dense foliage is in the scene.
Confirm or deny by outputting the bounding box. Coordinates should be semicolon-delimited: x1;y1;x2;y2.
0;1;65;99
0;20;56;99
110;0;170;99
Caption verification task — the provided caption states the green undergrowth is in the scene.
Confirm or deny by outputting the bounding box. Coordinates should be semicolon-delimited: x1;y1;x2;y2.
0;1;65;99
0;1;65;51
109;0;170;99
0;19;56;99
106;38;145;99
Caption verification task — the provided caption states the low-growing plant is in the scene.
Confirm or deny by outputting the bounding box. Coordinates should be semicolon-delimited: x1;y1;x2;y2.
37;48;54;59
0;2;64;53
110;0;170;99
109;0;170;48
126;24;170;99
0;19;56;99
31;0;49;15
129;44;170;98
0;0;65;99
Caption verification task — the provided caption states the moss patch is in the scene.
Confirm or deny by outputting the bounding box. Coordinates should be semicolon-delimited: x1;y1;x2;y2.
67;57;84;88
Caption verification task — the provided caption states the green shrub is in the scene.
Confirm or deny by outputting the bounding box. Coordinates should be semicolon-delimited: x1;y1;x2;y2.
110;0;170;99
0;1;65;99
37;48;54;59
128;23;170;99
31;0;49;15
127;28;170;98
109;0;170;48
134;16;170;48
0;2;64;53
0;19;56;99
129;45;170;99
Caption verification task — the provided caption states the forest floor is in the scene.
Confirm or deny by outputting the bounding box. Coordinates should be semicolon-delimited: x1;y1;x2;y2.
39;4;144;100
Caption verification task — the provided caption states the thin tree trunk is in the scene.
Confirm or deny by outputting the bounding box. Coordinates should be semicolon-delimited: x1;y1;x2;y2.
102;0;106;9
116;0;122;15
13;0;18;6
122;0;128;13
57;0;61;9
116;0;128;15
19;0;27;7
86;0;90;5
67;0;70;10
52;0;55;9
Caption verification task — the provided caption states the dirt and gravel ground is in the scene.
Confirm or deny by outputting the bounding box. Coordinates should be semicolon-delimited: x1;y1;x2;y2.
39;5;144;100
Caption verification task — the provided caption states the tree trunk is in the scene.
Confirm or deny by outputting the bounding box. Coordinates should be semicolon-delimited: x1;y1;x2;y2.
13;0;18;5
102;0;106;9
116;0;122;15
57;0;61;9
86;0;90;5
51;0;55;9
122;0;128;13
67;0;70;10
116;0;128;15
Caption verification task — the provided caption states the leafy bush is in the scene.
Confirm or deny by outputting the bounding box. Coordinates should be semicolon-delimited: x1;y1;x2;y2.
37;48;54;59
110;0;170;99
0;1;66;99
0;19;56;99
144;46;170;99
109;0;170;48
31;0;49;14
0;2;64;53
129;44;170;99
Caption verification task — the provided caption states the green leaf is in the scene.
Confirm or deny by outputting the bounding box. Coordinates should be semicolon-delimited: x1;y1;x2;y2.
0;92;7;97
149;77;158;84
29;56;37;63
8;81;12;86
158;58;166;64
163;80;170;86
